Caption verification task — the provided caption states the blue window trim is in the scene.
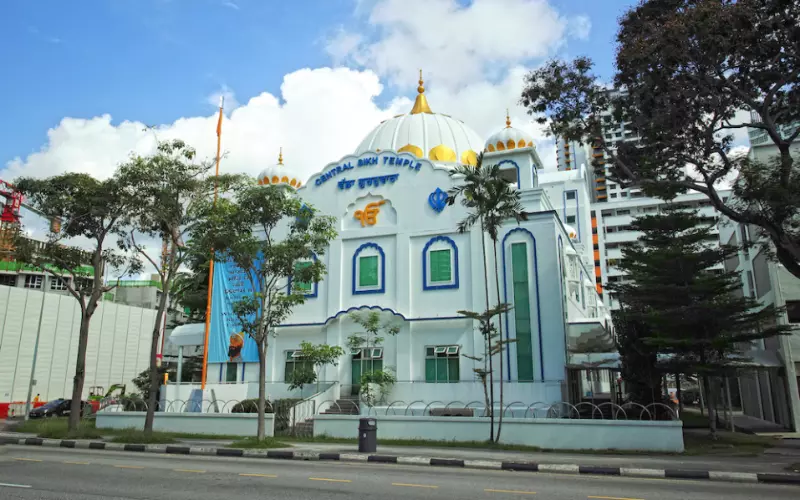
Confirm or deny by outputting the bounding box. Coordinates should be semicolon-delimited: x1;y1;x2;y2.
287;253;319;298
241;363;246;382
218;363;223;383
501;228;544;382
496;159;521;189
422;235;459;291
562;189;580;242
352;242;386;295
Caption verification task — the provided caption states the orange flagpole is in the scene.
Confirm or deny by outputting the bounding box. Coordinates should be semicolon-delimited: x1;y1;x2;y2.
201;96;224;389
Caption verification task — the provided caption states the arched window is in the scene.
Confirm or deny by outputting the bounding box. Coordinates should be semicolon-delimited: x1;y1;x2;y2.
352;242;385;295
422;236;459;290
288;253;318;298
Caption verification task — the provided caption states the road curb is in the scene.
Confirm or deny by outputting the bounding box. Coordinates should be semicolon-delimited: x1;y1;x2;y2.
3;436;800;486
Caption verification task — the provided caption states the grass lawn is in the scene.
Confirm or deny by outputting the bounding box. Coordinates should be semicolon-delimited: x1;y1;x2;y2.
683;430;778;456
228;437;290;449
13;418;243;442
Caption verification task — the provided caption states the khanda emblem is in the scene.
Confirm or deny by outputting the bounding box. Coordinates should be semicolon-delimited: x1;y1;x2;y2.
428;187;448;213
354;200;386;227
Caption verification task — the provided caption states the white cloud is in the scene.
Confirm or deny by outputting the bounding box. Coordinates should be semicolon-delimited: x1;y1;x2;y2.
327;0;582;89
568;15;592;40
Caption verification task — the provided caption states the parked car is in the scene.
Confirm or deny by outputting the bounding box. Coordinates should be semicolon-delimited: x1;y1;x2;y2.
28;399;91;419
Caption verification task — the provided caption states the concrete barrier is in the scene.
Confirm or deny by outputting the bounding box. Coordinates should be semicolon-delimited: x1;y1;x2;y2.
96;411;275;437
314;415;684;452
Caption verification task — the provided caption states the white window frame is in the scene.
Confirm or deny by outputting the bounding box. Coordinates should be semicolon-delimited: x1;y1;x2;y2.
24;274;43;289
50;277;69;291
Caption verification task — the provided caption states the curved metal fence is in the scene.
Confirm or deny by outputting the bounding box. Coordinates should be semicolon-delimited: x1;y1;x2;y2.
98;397;678;421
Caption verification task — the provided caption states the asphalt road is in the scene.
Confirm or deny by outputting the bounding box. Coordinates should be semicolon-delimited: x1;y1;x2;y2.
0;446;798;500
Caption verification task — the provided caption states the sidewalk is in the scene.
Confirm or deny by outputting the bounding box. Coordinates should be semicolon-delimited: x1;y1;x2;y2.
245;441;799;475
4;428;799;476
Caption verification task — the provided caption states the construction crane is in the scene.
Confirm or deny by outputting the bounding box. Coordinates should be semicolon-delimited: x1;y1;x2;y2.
0;179;61;261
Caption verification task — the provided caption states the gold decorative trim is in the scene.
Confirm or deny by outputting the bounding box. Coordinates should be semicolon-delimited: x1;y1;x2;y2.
487;144;496;152
507;139;516;150
429;144;457;162
398;144;423;158
410;69;433;115
461;149;478;166
496;141;506;151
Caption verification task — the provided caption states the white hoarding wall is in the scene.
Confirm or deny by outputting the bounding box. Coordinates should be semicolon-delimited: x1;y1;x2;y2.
0;286;158;402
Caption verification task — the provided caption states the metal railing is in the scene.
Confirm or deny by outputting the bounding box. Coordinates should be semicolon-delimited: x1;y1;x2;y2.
98;397;678;421
314;399;678;421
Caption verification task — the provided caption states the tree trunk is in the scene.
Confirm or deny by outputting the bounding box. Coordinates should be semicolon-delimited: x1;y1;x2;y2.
478;224;494;441
144;277;171;433
492;238;504;442
675;372;683;414
68;315;91;431
702;375;717;440
257;341;267;441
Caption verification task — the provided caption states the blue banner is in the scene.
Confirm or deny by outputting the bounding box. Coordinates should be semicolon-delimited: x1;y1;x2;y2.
209;259;260;363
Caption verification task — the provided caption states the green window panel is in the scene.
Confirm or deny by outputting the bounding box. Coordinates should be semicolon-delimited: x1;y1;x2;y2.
225;362;238;382
358;255;379;287
424;345;459;383
511;243;534;381
429;249;452;283
284;351;312;380
294;261;312;292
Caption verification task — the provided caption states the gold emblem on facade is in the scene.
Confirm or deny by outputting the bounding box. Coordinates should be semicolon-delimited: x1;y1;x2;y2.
354;200;386;227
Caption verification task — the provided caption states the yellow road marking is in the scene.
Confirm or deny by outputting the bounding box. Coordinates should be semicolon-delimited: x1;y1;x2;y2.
64;461;90;465
240;473;278;478
309;477;352;483
485;489;536;495
588;496;644;500
13;458;42;462
174;469;205;473
114;465;145;469
392;483;439;489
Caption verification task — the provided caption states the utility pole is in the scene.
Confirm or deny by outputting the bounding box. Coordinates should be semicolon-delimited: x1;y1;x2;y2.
24;290;48;419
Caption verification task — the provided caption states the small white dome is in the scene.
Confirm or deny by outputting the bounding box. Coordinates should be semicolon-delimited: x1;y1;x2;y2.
563;224;578;241
484;113;535;153
256;149;303;189
354;73;483;168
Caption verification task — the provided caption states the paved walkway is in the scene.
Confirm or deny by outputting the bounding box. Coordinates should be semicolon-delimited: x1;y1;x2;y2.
4;427;798;475
254;441;795;475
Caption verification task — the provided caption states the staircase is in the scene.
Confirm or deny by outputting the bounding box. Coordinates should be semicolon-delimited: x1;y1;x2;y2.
321;396;360;415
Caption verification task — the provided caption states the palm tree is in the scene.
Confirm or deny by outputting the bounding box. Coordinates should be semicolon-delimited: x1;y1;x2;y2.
449;153;527;441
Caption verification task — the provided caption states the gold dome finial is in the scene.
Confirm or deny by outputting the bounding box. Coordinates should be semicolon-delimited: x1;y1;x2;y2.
410;69;433;115
278;147;283;165
506;109;512;128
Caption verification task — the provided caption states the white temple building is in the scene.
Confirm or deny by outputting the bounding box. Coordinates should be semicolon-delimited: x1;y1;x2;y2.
170;76;614;410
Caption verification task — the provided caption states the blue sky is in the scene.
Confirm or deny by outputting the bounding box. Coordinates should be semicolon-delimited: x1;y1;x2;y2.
0;0;638;176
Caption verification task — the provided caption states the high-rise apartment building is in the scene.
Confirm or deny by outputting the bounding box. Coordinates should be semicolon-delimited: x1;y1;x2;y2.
556;90;644;204
592;190;731;310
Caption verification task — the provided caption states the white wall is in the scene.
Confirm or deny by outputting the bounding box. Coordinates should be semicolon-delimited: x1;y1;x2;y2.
96;411;275;437
0;287;158;402
314;414;684;452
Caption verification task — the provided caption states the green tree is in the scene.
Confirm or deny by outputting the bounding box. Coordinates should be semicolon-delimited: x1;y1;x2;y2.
610;207;790;438
448;152;527;442
13;173;141;432
347;311;400;404
298;340;345;393
520;0;800;278
191;183;337;440
116;139;242;434
458;304;514;431
286;366;316;393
